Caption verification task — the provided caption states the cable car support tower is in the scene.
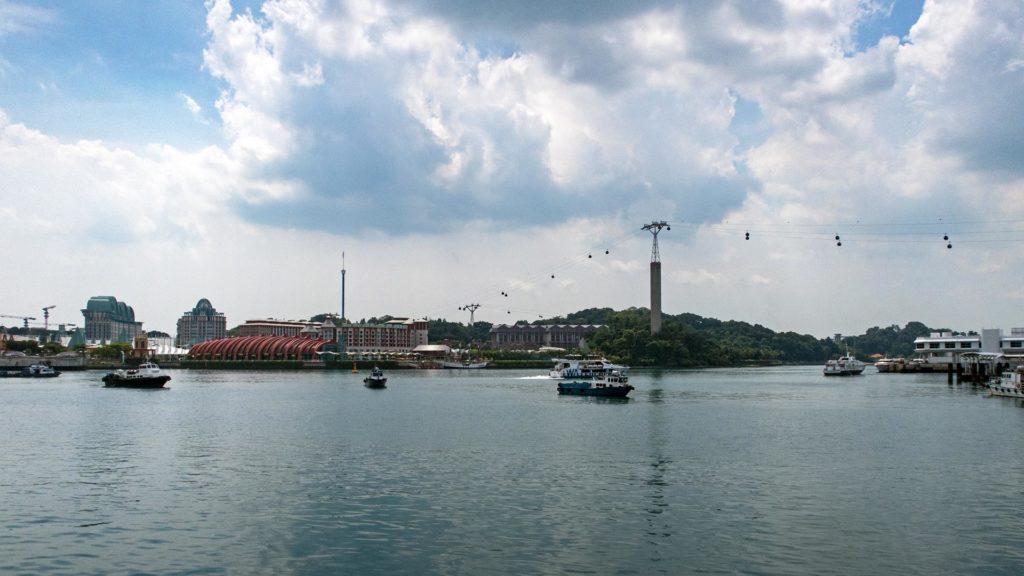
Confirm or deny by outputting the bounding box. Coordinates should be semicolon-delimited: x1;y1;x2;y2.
642;221;670;335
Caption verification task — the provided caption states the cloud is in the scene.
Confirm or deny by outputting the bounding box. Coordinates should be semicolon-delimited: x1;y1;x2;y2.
0;1;55;37
178;92;208;124
200;0;782;235
0;110;237;248
671;268;724;286
899;1;1024;176
4;0;1024;338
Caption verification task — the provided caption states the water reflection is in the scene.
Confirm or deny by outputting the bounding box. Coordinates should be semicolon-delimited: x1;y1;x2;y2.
2;368;1023;575
644;387;672;558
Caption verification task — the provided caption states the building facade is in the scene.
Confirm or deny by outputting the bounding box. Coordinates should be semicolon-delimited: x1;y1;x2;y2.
913;328;1024;364
176;298;227;348
237;317;428;356
81;296;143;344
489;324;603;349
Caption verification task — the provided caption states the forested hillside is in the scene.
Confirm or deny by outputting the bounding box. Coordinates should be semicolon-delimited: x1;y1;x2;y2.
299;309;934;367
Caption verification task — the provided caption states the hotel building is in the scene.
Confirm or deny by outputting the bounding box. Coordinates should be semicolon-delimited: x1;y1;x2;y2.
488;324;603;349
237;317;429;356
176;298;227;347
81;296;143;344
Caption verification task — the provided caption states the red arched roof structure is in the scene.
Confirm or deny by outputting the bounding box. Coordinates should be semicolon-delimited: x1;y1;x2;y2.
189;336;332;361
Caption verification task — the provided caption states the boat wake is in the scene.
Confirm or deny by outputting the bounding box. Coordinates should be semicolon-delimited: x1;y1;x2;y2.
517;375;552;380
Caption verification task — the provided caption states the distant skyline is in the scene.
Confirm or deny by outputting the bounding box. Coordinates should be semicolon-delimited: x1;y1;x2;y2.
1;0;1022;337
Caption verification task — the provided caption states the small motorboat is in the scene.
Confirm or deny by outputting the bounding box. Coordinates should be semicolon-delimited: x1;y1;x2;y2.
102;362;171;388
363;366;387;388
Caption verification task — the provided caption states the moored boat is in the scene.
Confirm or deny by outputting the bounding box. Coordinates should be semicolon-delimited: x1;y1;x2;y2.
102;362;171;388
23;364;61;377
824;355;866;376
0;363;61;378
874;357;905;373
441;360;489;369
988;366;1024;398
363;366;387;388
557;370;634;397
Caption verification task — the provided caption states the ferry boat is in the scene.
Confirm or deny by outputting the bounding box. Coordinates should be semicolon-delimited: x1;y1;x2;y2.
549;357;628;379
363;366;387;388
824;355;866;376
557;370;634;397
102;362;171;388
988;366;1024;398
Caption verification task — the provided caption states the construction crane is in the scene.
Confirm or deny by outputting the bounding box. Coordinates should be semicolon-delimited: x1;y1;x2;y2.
42;305;55;330
0;314;37;329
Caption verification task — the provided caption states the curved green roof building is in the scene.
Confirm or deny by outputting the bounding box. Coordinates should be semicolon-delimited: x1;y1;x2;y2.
81;296;143;343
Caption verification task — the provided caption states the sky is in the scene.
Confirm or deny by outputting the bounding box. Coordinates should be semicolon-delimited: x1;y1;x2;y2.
1;0;1023;338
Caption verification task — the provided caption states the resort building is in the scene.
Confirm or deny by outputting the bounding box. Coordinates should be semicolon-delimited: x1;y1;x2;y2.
176;298;227;348
235;317;429;356
81;296;143;344
238;319;311;337
488;324;603;349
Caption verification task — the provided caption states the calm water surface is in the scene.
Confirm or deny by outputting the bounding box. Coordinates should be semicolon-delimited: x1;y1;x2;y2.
1;366;1022;575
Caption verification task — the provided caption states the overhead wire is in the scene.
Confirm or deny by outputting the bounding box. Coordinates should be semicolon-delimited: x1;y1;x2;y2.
437;215;1024;324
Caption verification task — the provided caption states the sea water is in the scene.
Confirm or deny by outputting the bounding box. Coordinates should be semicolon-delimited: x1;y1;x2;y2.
1;366;1022;575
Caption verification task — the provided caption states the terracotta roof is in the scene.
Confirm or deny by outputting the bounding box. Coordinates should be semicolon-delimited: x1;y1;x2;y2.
189;336;332;360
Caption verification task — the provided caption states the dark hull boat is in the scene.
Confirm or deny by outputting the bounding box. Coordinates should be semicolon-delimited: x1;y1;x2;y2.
102;363;171;388
363;367;387;388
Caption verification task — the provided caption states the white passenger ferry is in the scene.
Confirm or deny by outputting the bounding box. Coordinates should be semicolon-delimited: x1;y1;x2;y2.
824;355;866;376
549;357;628;380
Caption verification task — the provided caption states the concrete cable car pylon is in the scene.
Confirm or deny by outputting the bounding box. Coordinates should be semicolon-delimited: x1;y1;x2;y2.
642;221;670;334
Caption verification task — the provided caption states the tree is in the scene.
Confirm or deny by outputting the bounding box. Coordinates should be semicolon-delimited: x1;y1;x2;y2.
4;340;41;355
41;341;65;355
90;342;132;360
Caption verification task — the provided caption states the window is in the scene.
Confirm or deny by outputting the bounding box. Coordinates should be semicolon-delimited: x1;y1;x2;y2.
929;343;939;349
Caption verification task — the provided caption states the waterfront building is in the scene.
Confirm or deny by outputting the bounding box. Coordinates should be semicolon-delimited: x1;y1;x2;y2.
489;324;603;349
913;328;1024;365
176;298;227;348
238;319;310;338
188;335;334;362
237;317;428;356
81;296;143;344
